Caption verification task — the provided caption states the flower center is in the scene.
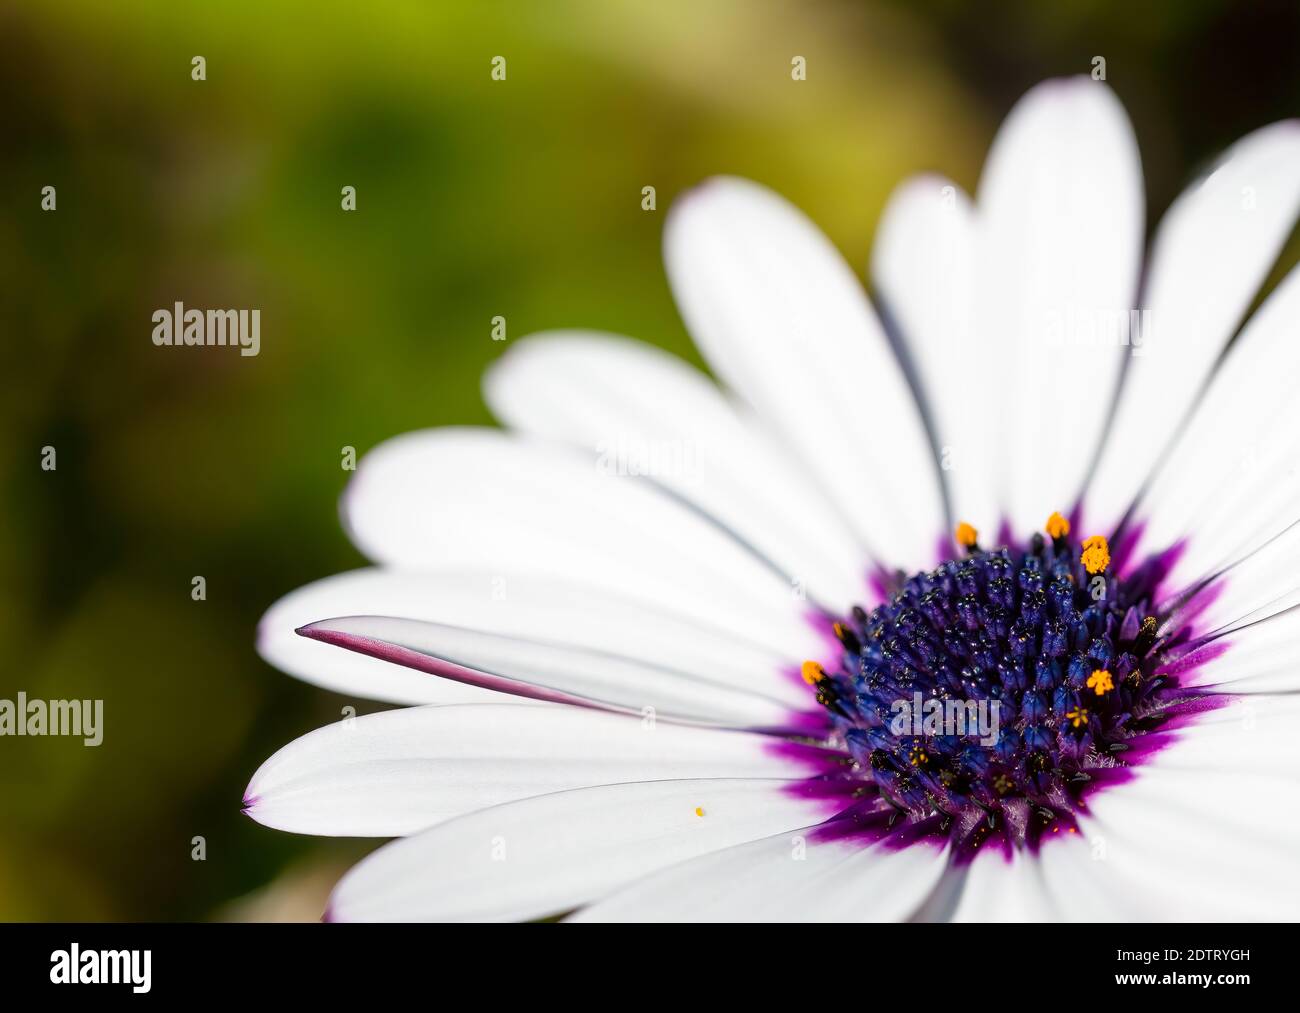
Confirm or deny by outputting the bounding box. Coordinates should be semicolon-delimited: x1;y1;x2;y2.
799;513;1221;861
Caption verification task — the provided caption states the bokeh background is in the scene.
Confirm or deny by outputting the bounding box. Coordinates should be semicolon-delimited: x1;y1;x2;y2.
2;0;1298;920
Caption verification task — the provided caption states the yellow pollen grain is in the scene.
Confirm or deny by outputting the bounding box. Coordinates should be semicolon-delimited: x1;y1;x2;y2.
801;660;826;685
955;521;978;549
694;807;704;817
1081;534;1110;575
1065;706;1088;728
1045;511;1070;539
1087;668;1115;696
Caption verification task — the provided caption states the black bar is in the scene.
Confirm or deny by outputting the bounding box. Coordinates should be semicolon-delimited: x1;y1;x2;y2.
0;922;1280;999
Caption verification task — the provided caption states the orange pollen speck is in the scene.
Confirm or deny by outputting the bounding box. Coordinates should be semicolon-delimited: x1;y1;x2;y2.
954;521;978;549
1045;511;1070;539
1087;669;1115;696
1081;534;1110;575
694;807;704;817
801;660;826;685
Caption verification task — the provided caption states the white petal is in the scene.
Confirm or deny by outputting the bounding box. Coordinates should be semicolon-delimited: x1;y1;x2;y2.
570;831;949;922
1036;831;1147;920
1038;699;1300;920
1014;700;1300;922
1058;762;1300;920
260;570;497;705
665;176;943;569
1135;696;1300;772
327;778;823;922
950;850;1059;922
1136;264;1300;598
873;175;996;533
1037;631;1300;922
245;704;812;836
484;331;869;613
975;77;1143;533
260;568;809;707
1052;699;1300;920
297;614;811;731
1159;521;1300;649
1089;121;1300;529
344;427;823;660
1178;603;1300;695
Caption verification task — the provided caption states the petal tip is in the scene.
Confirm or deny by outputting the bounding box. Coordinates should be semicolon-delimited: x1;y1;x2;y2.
295;620;343;643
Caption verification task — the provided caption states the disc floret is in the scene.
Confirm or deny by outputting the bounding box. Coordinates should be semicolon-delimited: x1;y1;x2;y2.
802;513;1208;858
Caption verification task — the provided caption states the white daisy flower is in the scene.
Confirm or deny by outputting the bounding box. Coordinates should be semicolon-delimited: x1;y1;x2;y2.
245;77;1300;922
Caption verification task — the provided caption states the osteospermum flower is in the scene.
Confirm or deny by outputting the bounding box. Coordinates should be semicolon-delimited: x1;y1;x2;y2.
246;78;1300;921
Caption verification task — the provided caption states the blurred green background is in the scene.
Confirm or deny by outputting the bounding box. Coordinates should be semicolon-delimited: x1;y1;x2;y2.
2;0;1297;920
